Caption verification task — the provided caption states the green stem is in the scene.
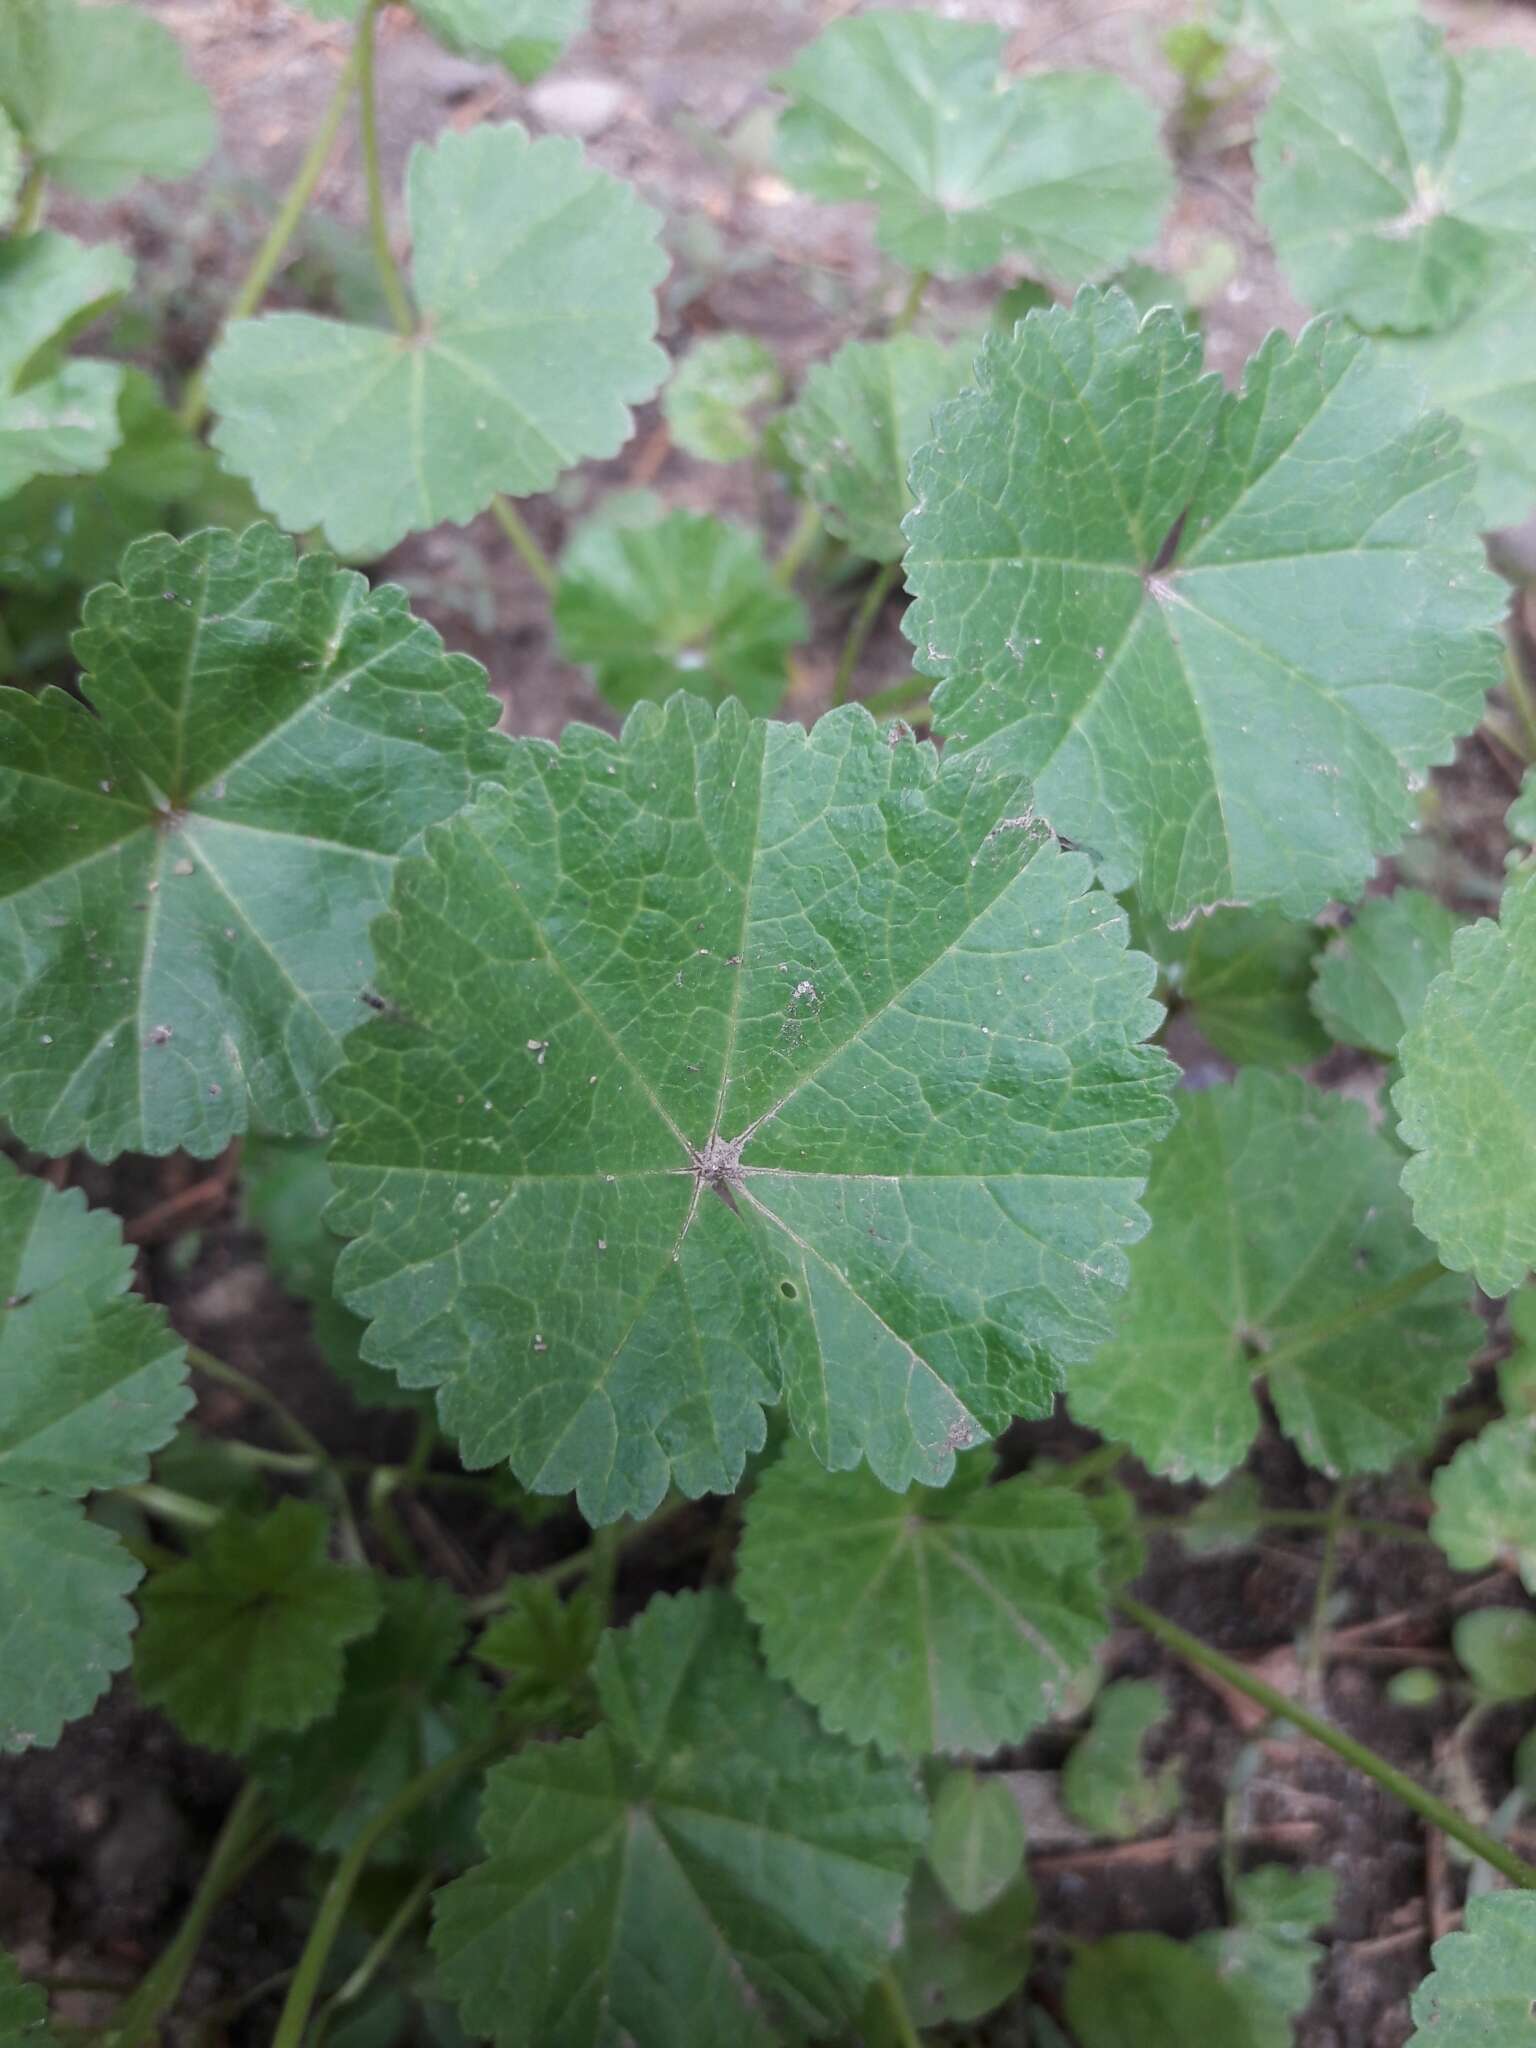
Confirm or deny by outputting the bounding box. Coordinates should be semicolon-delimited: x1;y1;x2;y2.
891;269;931;335
358;0;413;335
862;675;931;717
490;494;558;595
272;1738;500;2048
312;1869;434;2045
1118;1592;1536;1889
113;1482;223;1532
1506;646;1536;760
774;499;822;586
1141;1509;1434;1546
831;561;901;706
188;1347;364;1564
14;163;45;235
878;1967;925;2048
105;1784;270;2047
1052;1441;1125;1489
178;43;363;430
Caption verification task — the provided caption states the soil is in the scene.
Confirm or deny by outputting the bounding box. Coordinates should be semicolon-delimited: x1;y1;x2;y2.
5;1;1536;2043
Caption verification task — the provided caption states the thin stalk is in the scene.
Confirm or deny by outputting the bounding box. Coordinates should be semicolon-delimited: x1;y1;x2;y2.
831;561;901;705
1304;1485;1348;1699
1506;646;1536;760
863;675;931;717
358;0;413;335
1052;1441;1125;1489
114;1482;223;1532
1140;1509;1434;1546
105;1783;271;2047
774;499;822;586
466;1542;595;1618
877;1967;925;2048
312;1869;434;2046
272;1737;501;2048
179;43;363;430
188;1347;363;1563
891;268;931;335
1118;1592;1536;1889
14;164;45;235
490;494;558;595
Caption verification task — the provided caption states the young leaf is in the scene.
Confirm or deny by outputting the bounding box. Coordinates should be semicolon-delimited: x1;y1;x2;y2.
1375;267;1536;528
890;1864;1034;2030
737;1444;1107;1757
774;12;1171;283
0;0;214;198
553;503;806;714
1069;1072;1478;1482
134;1498;382;1753
1194;1864;1337;2045
1256;25;1536;336
663;334;781;464
1432;1417;1536;1597
1061;1678;1180;1840
432;1589;926;2047
1451;1607;1536;1703
1396;873;1536;1296
251;1579;488;1856
781;336;971;566
1133;903;1327;1069
0;232;130;497
328;696;1176;1524
207;124;666;558
903;290;1501;925
927;1768;1027;1915
1408;1892;1536;2045
1311;891;1459;1059
0;1488;143;1755
1065;1933;1269;2048
476;1577;601;1721
413;0;590;82
0;524;503;1162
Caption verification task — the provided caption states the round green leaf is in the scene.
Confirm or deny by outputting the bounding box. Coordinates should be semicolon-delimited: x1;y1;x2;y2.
433;1589;926;2048
1065;1933;1268;2048
553;503;806;714
1069;1071;1479;1482
208;123;666;558
0;231;130;497
736;1444;1108;1757
134;1498;382;1754
0;524;503;1162
781;336;971;566
1431;1416;1536;1594
328;695;1176;1524
1311;890;1459;1059
1409;1892;1536;2045
904;289;1501;925
1395;872;1536;1296
663;334;781;464
0;1487;142;1755
927;1769;1027;1915
0;0;214;199
1061;1678;1180;1840
892;1863;1035;2030
1256;25;1536;335
1453;1605;1536;1702
775;12;1172;283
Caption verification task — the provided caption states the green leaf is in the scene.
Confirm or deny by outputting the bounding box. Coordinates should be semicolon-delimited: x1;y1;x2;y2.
1256;25;1536;336
208;124;666;557
1311;891;1459;1058
781;336;971;566
1387;1666;1443;1707
251;1579;487;1855
775;13;1171;283
662;334;781;464
1061;1678;1180;1839
1194;1864;1337;2045
1134;902;1327;1068
0;1946;51;2042
927;1768;1027;1914
1409;1892;1536;2045
904;290;1501;925
0;524;502;1162
891;1864;1034;2030
476;1577;601;1720
242;1139;425;1411
1433;1417;1536;1596
0;1487;142;1755
135;1499;380;1753
329;695;1176;1523
432;1588;926;2047
1374;266;1536;529
553;502;806;713
1;1157;189;1494
1212;0;1419;57
1452;1606;1536;1703
1070;1071;1476;1481
413;0;590;82
0;231;130;497
1065;1933;1268;2047
1396;871;1536;1296
0;0;214;198
0;108;21;233
737;1443;1108;1756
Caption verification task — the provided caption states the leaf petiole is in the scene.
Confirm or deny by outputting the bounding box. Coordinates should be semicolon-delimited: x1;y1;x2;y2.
358;0;414;335
831;559;902;705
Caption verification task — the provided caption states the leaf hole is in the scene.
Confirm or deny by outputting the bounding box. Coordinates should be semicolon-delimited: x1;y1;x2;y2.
778;1280;800;1302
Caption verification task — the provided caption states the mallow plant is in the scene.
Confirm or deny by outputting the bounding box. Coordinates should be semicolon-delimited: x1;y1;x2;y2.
2;0;1536;2040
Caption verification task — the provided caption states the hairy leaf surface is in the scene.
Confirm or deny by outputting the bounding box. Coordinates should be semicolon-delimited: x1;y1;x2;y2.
0;232;130;498
208;124;666;557
905;292;1500;924
1069;1072;1478;1480
1311;891;1459;1058
0;525;502;1161
1408;1891;1536;2044
432;1589;925;2047
737;1444;1107;1756
329;695;1176;1522
775;13;1171;282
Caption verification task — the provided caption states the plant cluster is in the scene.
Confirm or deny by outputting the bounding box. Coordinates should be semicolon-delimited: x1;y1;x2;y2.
2;0;1536;2041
